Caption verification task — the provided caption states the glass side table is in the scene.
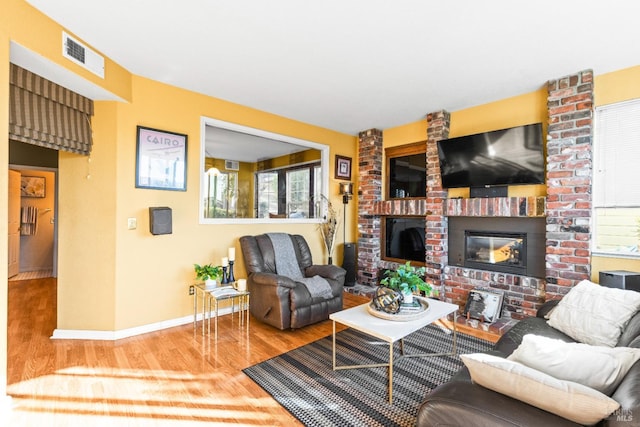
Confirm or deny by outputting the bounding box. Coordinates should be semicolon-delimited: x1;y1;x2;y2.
193;283;250;336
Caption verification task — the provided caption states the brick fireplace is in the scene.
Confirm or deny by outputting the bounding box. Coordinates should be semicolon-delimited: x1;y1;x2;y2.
355;69;594;324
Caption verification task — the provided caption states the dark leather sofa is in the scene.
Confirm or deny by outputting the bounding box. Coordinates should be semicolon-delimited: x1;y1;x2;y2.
239;233;346;330
417;300;640;427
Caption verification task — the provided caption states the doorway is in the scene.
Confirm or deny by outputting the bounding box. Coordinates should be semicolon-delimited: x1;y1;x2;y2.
8;141;59;280
7;166;57;280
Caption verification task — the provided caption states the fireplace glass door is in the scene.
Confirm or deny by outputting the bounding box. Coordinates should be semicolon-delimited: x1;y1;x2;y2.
465;231;526;274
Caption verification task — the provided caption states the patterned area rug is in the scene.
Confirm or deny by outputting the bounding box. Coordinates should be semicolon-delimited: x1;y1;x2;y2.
243;324;494;427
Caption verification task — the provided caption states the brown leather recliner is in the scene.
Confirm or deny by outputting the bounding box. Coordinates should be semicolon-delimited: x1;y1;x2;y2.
239;233;346;330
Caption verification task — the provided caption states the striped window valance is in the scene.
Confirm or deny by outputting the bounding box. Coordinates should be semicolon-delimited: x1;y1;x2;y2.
9;64;94;155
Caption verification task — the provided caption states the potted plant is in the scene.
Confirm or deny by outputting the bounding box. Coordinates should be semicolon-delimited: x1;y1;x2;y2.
194;263;222;287
380;261;432;304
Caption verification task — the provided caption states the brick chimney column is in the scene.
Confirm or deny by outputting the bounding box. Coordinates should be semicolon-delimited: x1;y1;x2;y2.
357;129;383;287
545;70;594;299
425;111;451;298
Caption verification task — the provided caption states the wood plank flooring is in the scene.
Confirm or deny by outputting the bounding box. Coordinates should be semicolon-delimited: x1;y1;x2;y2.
5;278;496;426
6;278;370;426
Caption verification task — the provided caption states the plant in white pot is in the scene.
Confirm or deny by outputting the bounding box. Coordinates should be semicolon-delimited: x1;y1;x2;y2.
194;263;222;288
380;261;432;304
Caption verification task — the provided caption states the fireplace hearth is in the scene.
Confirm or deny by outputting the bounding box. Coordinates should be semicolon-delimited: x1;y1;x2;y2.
448;217;545;278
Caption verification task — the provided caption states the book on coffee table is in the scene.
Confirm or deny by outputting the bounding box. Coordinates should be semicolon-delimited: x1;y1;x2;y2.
400;300;423;312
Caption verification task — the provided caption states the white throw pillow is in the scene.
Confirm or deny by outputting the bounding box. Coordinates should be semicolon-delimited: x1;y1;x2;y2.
547;280;640;347
461;353;620;425
508;334;640;395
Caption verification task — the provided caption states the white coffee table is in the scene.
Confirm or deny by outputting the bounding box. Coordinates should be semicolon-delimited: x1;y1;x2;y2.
329;298;459;403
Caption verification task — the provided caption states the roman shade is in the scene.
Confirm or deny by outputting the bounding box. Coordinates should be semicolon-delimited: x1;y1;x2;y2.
9;64;94;155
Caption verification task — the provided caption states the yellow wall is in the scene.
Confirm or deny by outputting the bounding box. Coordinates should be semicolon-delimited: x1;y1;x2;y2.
1;15;11;399
61;74;356;331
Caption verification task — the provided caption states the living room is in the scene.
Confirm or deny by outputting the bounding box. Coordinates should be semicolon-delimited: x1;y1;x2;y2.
3;1;640;425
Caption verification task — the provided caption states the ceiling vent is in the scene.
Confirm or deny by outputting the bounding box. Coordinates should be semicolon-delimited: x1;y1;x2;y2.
225;160;240;171
62;32;105;78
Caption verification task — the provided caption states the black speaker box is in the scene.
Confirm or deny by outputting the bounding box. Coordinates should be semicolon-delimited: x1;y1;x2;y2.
470;185;508;198
342;242;357;286
149;207;172;235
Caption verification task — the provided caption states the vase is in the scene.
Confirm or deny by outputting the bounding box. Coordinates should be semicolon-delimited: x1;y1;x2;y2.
402;291;413;304
328;256;333;265
205;278;217;288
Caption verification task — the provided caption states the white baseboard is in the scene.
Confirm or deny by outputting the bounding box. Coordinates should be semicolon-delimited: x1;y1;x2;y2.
51;306;236;340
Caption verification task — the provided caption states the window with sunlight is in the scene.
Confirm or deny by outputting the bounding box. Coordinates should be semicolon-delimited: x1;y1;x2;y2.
206;170;238;218
593;99;640;257
256;163;320;219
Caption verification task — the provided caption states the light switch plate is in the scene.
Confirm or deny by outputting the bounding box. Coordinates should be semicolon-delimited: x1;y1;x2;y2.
127;218;137;230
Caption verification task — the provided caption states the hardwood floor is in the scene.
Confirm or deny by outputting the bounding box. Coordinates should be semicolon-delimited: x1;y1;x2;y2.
5;278;370;426
5;279;497;426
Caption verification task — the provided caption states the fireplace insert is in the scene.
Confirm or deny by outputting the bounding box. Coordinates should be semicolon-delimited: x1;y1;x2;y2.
465;231;526;275
448;216;545;278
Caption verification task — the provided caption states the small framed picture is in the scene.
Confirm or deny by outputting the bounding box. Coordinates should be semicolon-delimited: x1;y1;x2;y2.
20;176;46;198
463;288;504;323
335;155;352;180
135;126;188;191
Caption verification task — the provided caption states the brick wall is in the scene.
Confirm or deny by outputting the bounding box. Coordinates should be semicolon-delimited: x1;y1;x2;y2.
425;111;451;297
357;129;383;286
545;70;594;299
354;70;594;319
443;197;547;319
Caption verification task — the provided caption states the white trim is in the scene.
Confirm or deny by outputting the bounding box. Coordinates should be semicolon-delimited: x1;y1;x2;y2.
591;250;640;260
51;306;236;340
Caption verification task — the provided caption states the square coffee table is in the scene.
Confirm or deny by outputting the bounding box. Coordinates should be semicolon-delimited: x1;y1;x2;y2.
329;298;459;403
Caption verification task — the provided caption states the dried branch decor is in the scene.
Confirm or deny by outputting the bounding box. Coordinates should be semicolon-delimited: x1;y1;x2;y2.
316;195;340;264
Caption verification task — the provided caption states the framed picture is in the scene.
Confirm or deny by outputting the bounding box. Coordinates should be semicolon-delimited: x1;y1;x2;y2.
335;155;352;180
135;126;188;191
463;288;504;323
20;176;46;198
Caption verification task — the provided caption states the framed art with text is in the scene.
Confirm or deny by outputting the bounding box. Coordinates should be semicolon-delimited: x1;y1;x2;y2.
335;155;352;180
135;126;188;191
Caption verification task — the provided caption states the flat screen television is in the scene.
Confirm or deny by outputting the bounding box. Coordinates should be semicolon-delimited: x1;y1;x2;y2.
437;123;545;189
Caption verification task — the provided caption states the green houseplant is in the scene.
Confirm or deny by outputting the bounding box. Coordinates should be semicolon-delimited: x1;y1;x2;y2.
194;263;222;285
380;261;432;303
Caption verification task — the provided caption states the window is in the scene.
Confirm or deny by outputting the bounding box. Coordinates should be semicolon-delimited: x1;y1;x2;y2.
593;99;640;256
256;172;278;218
206;170;238;218
256;163;320;219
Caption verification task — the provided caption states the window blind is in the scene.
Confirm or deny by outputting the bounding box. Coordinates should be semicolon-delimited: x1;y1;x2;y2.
9;64;94;156
594;99;640;207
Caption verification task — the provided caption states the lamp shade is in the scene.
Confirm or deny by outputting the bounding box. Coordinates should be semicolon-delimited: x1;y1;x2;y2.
339;182;353;195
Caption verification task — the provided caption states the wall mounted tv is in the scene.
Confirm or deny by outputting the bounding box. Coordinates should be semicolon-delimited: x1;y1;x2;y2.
437;123;545;189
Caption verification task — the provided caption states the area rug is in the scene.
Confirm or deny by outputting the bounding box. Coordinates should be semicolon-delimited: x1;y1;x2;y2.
243;324;494;427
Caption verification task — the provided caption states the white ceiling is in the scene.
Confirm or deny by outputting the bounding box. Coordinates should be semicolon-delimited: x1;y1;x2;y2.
23;0;640;136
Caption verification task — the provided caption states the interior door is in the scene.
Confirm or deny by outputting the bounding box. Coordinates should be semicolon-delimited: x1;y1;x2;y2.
8;169;21;277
